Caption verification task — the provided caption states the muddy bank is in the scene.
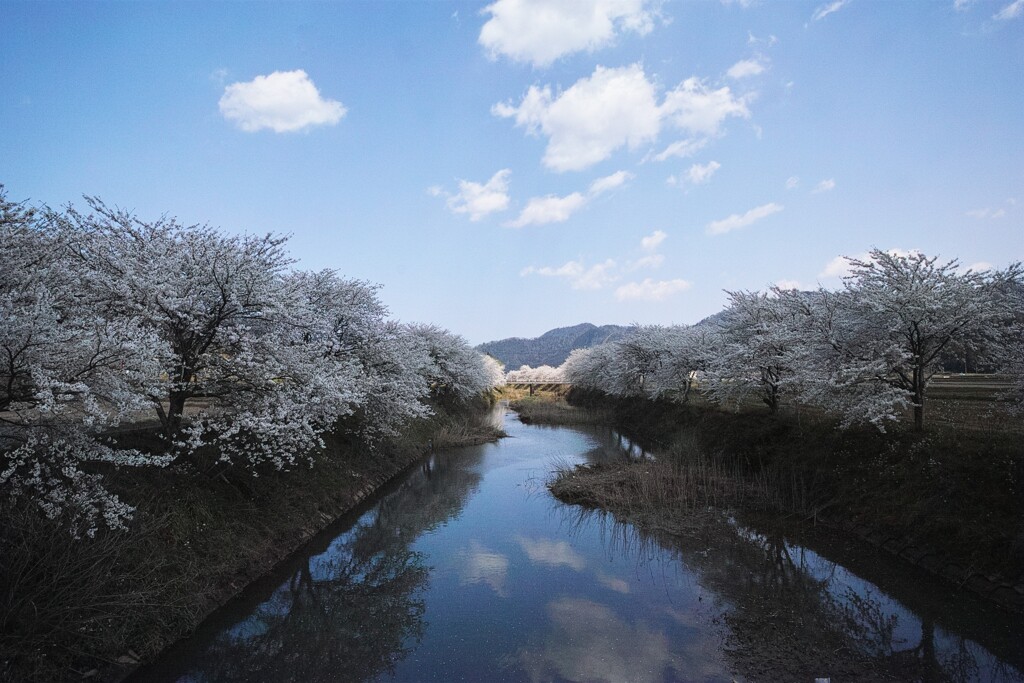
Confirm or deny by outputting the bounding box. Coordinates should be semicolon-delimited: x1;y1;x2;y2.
0;400;503;683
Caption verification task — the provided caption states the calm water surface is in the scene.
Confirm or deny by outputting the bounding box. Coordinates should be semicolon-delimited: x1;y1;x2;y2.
135;408;1024;682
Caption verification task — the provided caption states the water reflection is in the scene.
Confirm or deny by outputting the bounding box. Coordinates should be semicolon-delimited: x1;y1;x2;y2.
515;597;687;683
560;507;1024;682
138;412;1024;683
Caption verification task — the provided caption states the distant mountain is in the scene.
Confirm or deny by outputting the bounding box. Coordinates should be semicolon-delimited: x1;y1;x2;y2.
478;323;632;369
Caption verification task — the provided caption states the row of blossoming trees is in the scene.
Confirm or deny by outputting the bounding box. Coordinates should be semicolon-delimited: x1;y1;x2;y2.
0;188;503;536
558;250;1023;432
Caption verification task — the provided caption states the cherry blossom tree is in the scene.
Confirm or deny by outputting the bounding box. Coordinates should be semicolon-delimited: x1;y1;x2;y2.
505;364;564;383
58;200;362;469
704;290;800;414
643;325;717;403
290;270;432;441
990;268;1024;410
818;250;1019;430
404;324;499;404
562;343;625;394
1;189;169;536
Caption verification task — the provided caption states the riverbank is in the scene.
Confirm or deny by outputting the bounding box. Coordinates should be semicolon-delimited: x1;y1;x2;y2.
533;390;1024;612
0;398;504;683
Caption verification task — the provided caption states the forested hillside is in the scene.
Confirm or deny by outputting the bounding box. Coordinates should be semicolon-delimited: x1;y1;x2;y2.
478;323;631;368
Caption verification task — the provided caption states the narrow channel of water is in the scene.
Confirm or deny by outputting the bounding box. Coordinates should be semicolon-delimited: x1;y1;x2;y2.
133;408;1024;682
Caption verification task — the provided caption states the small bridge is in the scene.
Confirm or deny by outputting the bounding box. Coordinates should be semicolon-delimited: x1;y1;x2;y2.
505;381;571;395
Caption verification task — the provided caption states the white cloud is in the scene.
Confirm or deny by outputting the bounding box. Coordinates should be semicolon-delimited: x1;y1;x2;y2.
819;254;855;279
727;58;765;79
506;192;587;227
648;137;709;162
640;229;667;251
706;202;783;235
785;176;800;190
967;206;1008;219
954;0;975;9
661;77;751;137
437;169;512;221
479;0;659;67
589;170;633;195
811;0;850;21
506;170;632;228
684;160;721;185
774;279;802;290
819;248;916;279
493;64;661;172
209;68;229;85
494;64;749;172
995;0;1024;19
615;278;691;301
747;31;779;46
521;259;618;290
965;261;993;273
627;254;665;271
813;178;836;193
219;70;346;133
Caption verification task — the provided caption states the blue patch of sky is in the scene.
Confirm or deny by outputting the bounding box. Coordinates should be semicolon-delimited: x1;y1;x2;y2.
2;0;1021;343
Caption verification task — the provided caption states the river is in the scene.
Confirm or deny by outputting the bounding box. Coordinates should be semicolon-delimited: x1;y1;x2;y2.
132;407;1024;682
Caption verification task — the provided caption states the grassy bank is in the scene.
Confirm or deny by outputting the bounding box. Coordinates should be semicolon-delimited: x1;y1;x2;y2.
505;390;611;425
0;398;503;683
534;390;1024;609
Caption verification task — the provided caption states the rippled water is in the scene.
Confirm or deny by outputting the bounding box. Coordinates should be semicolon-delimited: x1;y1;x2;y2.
133;408;1024;682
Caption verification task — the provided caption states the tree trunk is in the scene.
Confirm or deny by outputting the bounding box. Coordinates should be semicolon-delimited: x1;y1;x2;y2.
913;367;925;431
163;391;188;443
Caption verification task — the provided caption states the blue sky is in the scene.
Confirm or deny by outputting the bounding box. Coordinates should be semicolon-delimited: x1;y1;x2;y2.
2;1;1022;344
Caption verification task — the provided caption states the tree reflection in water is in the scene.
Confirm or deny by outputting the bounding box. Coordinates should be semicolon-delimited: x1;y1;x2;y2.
163;448;487;683
558;506;1024;683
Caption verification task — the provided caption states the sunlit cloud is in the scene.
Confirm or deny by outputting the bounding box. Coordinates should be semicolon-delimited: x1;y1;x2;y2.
506;170;632;227
648;137;709;163
626;254;665;271
434;169;511;221
589;170;634;195
785;176;800;190
641;229;667;251
668;160;721;187
967;201;1011;219
493;64;749;172
219;70;346;133
705;202;783;235
615;277;691;301
726;58;766;79
813;178;836;193
479;0;660;67
521;259;619;290
994;0;1024;20
493;64;661;172
811;0;850;21
505;192;586;228
819;248;917;279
